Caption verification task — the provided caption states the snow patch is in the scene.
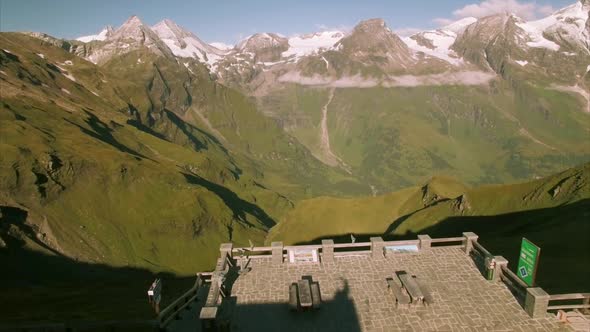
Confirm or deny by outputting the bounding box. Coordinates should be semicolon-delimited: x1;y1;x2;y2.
183;62;194;74
210;42;233;50
516;21;561;51
403;30;463;65
64;60;73;65
2;49;12;54
77;27;111;43
55;64;76;82
321;56;329;69
137;58;143;64
36;53;45;59
91;91;100;97
515;60;528;66
0;70;6;76
442;17;477;33
61;88;71;95
282;31;344;58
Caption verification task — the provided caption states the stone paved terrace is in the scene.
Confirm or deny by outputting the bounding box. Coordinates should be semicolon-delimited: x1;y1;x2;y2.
169;245;572;332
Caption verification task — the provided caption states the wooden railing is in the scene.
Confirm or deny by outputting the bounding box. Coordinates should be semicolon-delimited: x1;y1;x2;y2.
547;293;590;311
157;273;211;329
500;265;528;299
232;235;469;258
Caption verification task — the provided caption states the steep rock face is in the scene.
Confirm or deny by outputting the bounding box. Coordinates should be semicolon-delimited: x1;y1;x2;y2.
519;1;589;52
236;33;289;62
452;13;528;72
335;18;414;71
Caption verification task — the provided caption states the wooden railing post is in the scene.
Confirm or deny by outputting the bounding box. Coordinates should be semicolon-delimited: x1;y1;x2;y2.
493;256;508;282
370;237;384;260
220;243;233;260
321;239;334;263
417;234;432;251
525;287;550;318
462;232;478;254
271;241;283;265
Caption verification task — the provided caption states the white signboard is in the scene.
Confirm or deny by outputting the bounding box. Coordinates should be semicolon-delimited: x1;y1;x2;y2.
384;244;419;253
288;249;319;263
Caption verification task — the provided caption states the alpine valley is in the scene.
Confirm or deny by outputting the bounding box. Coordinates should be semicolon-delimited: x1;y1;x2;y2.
0;0;589;322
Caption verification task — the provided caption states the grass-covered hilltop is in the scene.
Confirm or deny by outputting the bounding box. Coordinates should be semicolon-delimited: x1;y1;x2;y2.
1;2;590;322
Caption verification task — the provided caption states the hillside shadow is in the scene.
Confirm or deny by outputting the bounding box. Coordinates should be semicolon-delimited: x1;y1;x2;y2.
412;199;590;294
296;199;590;294
164;110;230;154
219;279;361;332
0;207;195;324
181;172;276;229
64;111;151;161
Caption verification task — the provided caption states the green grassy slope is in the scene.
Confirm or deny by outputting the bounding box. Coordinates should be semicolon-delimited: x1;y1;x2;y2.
258;79;590;192
0;32;363;276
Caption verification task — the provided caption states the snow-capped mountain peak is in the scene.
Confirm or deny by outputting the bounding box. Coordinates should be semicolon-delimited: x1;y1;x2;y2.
76;26;114;43
151;19;226;64
516;1;589;52
442;17;477;34
282;30;345;59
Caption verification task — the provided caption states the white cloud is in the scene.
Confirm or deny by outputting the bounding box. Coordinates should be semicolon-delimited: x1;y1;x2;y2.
392;27;423;37
432;18;454;26
435;0;556;27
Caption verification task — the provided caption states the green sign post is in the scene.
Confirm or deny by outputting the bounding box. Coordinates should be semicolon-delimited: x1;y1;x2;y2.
517;238;541;287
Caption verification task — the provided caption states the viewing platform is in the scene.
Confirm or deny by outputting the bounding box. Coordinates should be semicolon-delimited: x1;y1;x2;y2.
162;233;588;332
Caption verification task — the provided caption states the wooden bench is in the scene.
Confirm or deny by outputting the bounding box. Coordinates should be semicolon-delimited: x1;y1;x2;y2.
412;275;434;306
398;272;424;304
387;278;411;307
289;283;299;311
297;279;313;308
311;282;321;309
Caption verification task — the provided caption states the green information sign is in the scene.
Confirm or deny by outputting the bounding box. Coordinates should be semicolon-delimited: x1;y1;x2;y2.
517;238;541;287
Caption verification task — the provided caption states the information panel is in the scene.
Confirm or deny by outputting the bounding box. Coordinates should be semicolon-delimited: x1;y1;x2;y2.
517;238;541;287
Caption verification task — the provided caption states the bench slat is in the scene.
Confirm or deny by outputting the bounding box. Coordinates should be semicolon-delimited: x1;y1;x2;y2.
297;279;313;307
311;283;321;309
412;276;434;305
387;278;411;305
289;283;298;311
398;273;424;303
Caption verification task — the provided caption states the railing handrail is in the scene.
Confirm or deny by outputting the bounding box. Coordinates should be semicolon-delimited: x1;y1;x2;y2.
158;273;209;327
430;236;464;243
549;293;590;301
231;236;466;254
472;240;492;258
500;265;529;290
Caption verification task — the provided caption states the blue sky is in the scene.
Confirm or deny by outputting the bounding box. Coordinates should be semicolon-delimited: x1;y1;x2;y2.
0;0;575;45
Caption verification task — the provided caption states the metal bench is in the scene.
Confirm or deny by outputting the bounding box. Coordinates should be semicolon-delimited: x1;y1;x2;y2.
387;278;411;307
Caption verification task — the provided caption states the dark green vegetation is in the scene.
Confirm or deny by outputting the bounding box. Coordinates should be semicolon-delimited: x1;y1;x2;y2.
0;30;589;323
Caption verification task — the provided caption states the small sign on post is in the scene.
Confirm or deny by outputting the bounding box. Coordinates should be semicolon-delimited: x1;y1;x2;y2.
148;278;162;314
517;238;541;287
288;249;319;263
